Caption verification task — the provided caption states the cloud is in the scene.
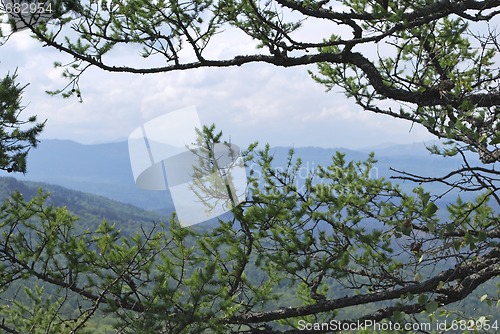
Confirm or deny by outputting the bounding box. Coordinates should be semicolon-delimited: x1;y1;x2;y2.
0;23;436;148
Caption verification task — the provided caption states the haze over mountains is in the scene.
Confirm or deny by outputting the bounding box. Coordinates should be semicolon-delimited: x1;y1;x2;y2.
0;139;477;216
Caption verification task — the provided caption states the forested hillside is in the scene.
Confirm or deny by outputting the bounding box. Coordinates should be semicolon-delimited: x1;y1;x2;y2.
2;0;500;332
0;176;167;236
1;171;498;333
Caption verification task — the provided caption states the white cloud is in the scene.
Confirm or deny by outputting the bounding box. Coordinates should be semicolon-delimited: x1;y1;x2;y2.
0;21;437;148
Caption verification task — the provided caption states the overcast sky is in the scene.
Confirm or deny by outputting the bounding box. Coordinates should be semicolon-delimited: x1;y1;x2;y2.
0;17;436;150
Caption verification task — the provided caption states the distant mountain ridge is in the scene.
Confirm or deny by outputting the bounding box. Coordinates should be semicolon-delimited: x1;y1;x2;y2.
0;139;476;214
0;176;167;234
0;139;175;214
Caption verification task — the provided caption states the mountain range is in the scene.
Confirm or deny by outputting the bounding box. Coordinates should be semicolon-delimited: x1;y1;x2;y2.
0;141;497;325
0;139;480;217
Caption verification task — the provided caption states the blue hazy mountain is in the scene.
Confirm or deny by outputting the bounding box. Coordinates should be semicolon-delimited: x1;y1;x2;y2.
0;140;175;214
0;139;479;215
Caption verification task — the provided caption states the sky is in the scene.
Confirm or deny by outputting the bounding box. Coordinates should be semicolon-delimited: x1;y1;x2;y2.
0;12;437;150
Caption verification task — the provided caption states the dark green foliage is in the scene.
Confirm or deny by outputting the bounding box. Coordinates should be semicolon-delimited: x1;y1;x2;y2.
0;72;45;173
1;0;500;331
0;128;499;333
0;176;166;235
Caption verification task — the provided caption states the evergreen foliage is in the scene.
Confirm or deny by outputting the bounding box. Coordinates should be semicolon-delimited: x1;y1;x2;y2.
0;72;44;173
1;1;500;332
0;127;498;333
